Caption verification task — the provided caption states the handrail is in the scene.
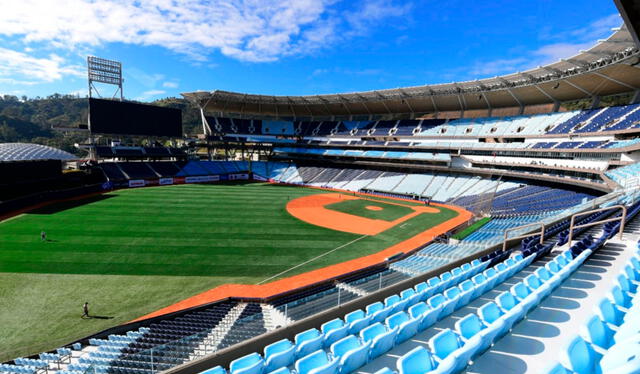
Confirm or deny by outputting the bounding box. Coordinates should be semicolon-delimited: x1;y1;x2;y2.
502;222;545;252
567;204;627;243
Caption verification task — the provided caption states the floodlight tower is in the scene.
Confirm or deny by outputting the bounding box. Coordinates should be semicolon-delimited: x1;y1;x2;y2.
87;56;124;160
87;56;123;100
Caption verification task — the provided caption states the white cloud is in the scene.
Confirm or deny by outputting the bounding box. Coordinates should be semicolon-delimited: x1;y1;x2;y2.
163;81;179;89
137;89;166;101
0;46;83;85
0;0;409;63
466;14;622;79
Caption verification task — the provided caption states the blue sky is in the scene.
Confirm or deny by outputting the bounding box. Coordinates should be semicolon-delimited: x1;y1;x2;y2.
0;0;622;102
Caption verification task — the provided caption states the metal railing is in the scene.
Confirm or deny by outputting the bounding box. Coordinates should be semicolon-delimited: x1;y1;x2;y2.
567;205;627;243
502;222;545;252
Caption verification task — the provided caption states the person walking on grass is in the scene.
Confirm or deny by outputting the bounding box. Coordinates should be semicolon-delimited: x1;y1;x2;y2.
40;231;46;241
82;302;90;318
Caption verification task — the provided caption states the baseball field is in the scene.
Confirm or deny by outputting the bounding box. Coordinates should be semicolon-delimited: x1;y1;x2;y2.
0;182;463;361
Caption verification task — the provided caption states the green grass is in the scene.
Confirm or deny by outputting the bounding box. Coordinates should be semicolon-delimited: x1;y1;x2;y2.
0;182;459;361
325;198;415;221
452;217;491;240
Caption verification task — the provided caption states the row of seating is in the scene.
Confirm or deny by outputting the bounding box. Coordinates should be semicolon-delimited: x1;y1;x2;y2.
209;252;549;374
548;244;640;373
395;237;600;374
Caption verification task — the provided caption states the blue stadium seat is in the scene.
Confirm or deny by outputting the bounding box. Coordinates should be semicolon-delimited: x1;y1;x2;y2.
359;322;398;359
478;302;510;337
408;302;439;331
428;329;478;372
385;311;419;344
329;335;370;374
295;350;339;374
580;315;615;350
344;310;371;335
559;335;602;374
264;339;295;372
229;353;264;374
397;346;435;374
595;298;624;328
321;319;349;348
295;329;325;358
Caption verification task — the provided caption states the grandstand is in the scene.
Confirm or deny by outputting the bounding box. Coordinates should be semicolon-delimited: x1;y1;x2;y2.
2;6;640;374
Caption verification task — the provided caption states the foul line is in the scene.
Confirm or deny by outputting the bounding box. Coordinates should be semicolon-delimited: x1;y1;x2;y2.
257;234;369;285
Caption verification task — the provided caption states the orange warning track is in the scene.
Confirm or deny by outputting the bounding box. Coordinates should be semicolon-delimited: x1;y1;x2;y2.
286;193;439;235
133;187;472;322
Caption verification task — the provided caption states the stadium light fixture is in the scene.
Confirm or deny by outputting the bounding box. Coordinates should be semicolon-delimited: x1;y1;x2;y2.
87;56;124;101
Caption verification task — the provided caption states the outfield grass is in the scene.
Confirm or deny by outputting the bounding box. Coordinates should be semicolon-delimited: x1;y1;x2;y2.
325;198;415;221
0;182;459;361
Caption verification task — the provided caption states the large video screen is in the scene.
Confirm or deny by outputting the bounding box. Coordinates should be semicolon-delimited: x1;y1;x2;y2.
89;98;182;137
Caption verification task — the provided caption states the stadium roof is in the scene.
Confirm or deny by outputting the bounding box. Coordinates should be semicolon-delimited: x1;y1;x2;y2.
183;26;640;120
0;143;77;162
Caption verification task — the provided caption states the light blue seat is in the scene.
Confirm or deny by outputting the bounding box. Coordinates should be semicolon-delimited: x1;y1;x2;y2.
478;302;510;337
595;298;624;328
441;288;461;316
559;335;602;374
408;302;439;331
494;263;510;283
440;271;454;289
444;287;463;311
457;280;475;305
495;291;525;324
295;329;325;358
455;313;498;353
344;310;371;334
617;273;637;294
295;350;339;374
229;353;264;374
402;288;417;300
385;295;401;307
200;365;227;374
414;282;428;293
359;323;398;359
524;274;551;299
321;319;349;348
427;276;443;293
428;329;478;372
427;294;446;309
397;346;436;374
608;285;632;308
366;302;392;324
510;282;538;314
330;336;370;374
580;315;615;350
472;273;489;295
624;263;639;282
385;311;419;344
482;268;500;290
264;339;295;372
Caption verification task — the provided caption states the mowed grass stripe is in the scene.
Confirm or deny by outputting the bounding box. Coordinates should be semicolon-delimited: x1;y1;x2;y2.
0;183;458;277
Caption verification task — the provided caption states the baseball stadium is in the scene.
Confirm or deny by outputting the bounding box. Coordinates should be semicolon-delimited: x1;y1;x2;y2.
2;2;640;374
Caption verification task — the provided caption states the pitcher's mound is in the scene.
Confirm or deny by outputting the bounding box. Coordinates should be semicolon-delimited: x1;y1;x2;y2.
366;205;384;211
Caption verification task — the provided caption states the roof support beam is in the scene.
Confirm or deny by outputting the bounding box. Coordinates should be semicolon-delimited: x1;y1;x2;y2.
592;71;639;90
316;95;334;118
373;91;392;115
398;89;416;117
337;95;353;117
498;78;524;114
356;94;373;117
